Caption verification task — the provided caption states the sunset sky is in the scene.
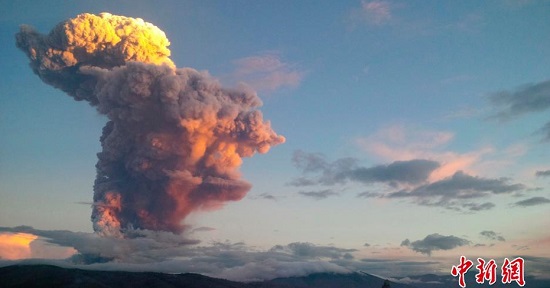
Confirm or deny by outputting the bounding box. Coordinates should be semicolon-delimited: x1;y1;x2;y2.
1;0;549;282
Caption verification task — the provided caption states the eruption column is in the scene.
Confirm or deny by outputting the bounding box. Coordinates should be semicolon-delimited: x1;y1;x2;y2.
16;13;285;237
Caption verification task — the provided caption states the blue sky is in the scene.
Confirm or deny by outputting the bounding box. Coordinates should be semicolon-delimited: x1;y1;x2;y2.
1;0;550;282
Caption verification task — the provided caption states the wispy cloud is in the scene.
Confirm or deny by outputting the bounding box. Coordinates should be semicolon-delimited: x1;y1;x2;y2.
389;171;525;198
349;1;486;38
513;196;550;207
388;171;525;211
356;124;493;182
357;124;532;183
539;122;550;141
290;150;439;187
231;52;304;92
502;0;537;9
298;189;339;200
357;191;382;198
442;105;483;120
489;79;550;141
351;160;440;186
489;79;550;120
249;193;278;201
446;12;485;33
360;0;392;25
440;74;474;86
191;226;216;233
270;242;357;260
535;170;550;177
480;230;506;242
291;147;526;211
462;202;495;212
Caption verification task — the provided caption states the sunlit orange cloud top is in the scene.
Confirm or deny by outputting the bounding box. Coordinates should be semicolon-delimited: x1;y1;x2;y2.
0;233;38;260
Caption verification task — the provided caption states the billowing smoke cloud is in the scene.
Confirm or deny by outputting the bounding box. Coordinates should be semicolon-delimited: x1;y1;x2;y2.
16;13;285;237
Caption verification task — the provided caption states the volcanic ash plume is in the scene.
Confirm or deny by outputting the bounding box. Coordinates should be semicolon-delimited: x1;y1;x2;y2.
16;13;285;237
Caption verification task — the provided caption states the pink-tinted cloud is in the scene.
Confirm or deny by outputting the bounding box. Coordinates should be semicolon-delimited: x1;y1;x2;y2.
232;53;304;92
356;124;455;161
427;152;483;183
0;233;37;260
356;124;492;182
442;105;483;120
361;0;392;25
0;232;75;260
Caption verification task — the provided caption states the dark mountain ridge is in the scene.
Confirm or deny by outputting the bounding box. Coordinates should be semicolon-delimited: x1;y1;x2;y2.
0;264;414;288
2;264;550;287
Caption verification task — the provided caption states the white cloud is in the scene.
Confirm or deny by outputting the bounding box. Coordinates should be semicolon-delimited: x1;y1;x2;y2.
231;52;304;92
2;226;549;281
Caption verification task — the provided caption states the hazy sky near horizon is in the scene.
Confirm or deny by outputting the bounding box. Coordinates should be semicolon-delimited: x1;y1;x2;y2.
1;0;550;281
